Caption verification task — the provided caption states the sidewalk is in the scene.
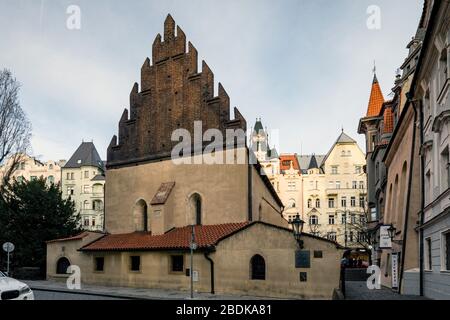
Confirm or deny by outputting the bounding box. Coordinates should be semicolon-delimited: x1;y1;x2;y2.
24;280;278;300
344;281;429;300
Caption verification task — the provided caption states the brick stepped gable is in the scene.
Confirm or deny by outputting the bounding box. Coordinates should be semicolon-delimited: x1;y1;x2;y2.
107;14;247;168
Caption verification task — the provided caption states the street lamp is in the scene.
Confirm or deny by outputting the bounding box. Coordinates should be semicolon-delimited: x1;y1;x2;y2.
387;225;397;240
290;213;305;249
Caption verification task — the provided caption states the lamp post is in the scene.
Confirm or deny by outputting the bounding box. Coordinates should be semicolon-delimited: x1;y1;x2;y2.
290;213;305;249
387;225;396;240
189;225;197;299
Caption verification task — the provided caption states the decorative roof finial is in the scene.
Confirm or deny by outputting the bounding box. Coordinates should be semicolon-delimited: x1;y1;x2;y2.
372;60;378;84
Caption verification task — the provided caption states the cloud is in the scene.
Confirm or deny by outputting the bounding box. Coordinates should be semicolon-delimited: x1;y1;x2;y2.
0;0;424;161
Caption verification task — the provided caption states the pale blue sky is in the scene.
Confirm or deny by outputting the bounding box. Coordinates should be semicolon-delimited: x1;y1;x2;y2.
0;0;423;161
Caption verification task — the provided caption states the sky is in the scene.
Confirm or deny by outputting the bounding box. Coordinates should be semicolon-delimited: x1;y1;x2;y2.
0;0;424;161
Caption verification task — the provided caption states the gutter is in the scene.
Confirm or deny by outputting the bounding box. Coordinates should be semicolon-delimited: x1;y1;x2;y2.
203;250;215;294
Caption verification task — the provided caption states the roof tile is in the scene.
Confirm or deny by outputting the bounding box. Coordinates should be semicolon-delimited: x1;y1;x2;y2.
80;222;249;251
366;75;385;117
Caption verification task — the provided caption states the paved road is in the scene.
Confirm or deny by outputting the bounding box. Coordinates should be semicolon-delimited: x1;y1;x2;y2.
33;289;127;300
345;281;428;300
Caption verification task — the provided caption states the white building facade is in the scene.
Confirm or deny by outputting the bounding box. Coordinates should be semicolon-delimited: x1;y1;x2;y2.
0;154;65;186
61;142;105;231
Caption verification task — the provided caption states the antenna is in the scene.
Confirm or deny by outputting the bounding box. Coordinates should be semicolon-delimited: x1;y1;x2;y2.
373;60;376;75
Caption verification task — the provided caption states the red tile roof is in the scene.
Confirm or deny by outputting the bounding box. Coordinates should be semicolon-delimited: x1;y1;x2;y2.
279;155;300;172
46;232;91;243
80;222;249;251
383;106;394;134
366;75;385;117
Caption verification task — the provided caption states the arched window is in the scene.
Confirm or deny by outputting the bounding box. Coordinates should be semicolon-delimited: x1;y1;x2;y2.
398;162;408;225
307;199;312;208
56;257;70;274
83;200;90;210
315;198;320;208
250;255;265;280
287;199;296;208
309;215;318;225
133;199;148;232
189;193;202;225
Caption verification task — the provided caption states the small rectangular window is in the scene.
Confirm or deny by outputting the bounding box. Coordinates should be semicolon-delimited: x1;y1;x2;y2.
445;232;450;271
171;255;184;273
341;197;347;208
300;272;307;282
425;238;432;271
95;257;104;272
328;215;335;225
328;198;335;208
130;256;140;271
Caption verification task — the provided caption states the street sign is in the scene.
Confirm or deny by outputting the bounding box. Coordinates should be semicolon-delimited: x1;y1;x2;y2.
2;242;14;276
379;225;392;249
391;253;399;289
2;242;14;253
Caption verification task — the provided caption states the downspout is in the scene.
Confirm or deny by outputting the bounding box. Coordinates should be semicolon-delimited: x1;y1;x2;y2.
204;250;215;294
398;100;417;294
248;149;253;221
103;182;106;233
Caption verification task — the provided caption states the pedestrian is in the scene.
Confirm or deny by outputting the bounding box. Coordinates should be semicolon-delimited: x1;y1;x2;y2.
357;258;362;268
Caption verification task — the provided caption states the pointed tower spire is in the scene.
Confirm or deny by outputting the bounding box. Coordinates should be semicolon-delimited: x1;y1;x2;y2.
366;67;384;117
308;154;319;170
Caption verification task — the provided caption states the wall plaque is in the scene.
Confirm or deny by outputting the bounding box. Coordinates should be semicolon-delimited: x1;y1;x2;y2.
300;272;308;282
295;250;311;268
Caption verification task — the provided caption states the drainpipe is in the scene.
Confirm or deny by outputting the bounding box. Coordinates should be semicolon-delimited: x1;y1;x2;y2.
248;149;253;221
398;99;417;294
204;250;215;294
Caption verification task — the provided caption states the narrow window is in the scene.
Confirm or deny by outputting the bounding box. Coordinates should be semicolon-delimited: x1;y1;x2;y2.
250;255;265;280
328;215;335;225
445;232;450;271
95;257;104;272
171;255;184;272
328;198;335;208
341;197;347;208
130;256;141;271
425;238;432;270
56;257;70;274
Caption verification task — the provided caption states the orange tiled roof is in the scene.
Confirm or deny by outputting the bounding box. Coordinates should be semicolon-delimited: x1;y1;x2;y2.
279;155;300;172
366;75;385;117
383;106;394;134
80;222;249;251
46;232;91;243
